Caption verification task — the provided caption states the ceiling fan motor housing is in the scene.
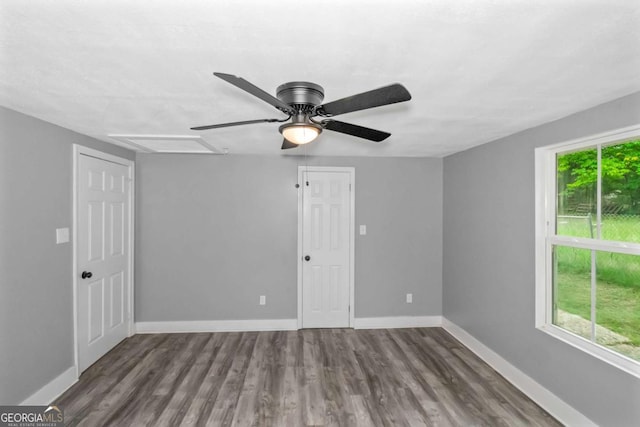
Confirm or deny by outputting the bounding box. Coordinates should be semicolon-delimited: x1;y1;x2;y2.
276;82;325;111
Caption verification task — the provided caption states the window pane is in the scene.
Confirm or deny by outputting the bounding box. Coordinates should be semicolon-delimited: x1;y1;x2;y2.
556;149;597;238
553;245;592;340
601;141;640;244
595;251;640;362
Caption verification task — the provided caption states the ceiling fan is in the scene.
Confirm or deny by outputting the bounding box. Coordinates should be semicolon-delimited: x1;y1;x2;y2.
191;72;412;150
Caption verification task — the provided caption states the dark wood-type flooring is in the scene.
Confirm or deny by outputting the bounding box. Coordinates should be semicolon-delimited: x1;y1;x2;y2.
55;328;561;426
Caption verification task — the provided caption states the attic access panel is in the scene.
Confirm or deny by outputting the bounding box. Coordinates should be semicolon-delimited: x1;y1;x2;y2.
109;135;223;154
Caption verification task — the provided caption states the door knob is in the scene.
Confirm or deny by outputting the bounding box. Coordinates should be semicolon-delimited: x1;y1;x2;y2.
81;271;93;279
304;255;311;261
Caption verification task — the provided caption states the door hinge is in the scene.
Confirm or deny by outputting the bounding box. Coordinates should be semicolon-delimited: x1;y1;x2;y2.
349;183;352;191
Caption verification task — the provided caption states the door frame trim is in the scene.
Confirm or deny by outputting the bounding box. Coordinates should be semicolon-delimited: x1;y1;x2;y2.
72;145;135;377
297;166;355;329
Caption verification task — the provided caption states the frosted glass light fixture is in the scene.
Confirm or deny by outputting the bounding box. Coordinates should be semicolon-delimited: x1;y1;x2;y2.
279;122;322;145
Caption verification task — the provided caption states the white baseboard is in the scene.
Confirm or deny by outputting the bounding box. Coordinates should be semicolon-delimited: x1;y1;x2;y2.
20;366;77;406
354;315;442;329
137;316;442;333
441;318;596;427
135;318;298;334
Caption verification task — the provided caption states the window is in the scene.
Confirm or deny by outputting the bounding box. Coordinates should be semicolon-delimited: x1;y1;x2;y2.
535;125;640;378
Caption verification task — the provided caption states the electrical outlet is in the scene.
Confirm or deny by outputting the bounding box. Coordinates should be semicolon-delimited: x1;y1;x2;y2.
406;293;413;303
259;295;266;305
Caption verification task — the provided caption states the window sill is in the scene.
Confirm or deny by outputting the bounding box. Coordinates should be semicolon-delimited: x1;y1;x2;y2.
537;324;640;379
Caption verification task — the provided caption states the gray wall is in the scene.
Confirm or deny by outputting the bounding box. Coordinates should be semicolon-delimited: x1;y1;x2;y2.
135;155;442;321
0;106;134;404
443;91;640;426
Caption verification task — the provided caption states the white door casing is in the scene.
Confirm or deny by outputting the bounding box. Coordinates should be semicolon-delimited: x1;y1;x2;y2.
74;146;134;374
298;167;354;328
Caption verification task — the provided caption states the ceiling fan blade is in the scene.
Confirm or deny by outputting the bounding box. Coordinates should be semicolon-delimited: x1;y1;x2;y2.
191;118;283;131
323;120;391;142
214;72;295;115
281;138;298;150
317;83;411;116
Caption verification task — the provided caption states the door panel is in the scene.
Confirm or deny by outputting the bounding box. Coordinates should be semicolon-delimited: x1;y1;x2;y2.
88;278;104;344
301;170;352;328
78;154;130;372
109;272;124;329
110;202;125;256
87;201;104;262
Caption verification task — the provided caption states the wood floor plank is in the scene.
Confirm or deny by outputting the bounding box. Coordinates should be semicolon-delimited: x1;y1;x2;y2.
56;333;169;425
382;330;453;426
259;331;288;425
230;331;270;426
74;334;193;427
179;332;243;426
204;332;258;426
101;333;205;426
357;331;407;425
350;394;376;426
53;328;562;427
154;333;221;426
395;328;487;426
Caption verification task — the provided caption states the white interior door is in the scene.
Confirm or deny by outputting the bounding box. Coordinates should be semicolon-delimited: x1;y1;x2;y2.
299;168;354;328
76;151;132;373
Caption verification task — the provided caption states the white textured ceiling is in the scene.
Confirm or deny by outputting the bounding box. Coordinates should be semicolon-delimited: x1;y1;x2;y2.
1;0;639;157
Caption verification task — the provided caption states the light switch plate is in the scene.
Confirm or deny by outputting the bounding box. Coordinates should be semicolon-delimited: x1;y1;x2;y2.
359;225;367;235
259;295;266;305
406;293;413;303
56;228;70;244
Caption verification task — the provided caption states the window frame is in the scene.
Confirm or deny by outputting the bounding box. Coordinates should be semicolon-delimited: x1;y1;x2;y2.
535;124;640;379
